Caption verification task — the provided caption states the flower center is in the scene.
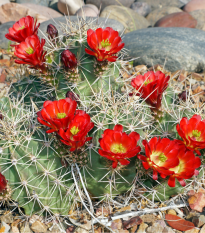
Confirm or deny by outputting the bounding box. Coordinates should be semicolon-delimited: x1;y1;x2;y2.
192;130;201;139
111;144;126;153
26;47;34;55
144;80;151;86
158;153;167;162
101;39;111;48
57;113;67;119
70;126;80;135
19;25;25;30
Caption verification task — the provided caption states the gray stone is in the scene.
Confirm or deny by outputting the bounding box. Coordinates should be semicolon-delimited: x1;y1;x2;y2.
16;0;50;6
48;0;59;12
190;9;205;30
100;5;150;33
0;21;17;49
179;0;192;4
123;27;205;72
0;213;14;224
146;223;164;233
135;0;184;11
146;7;182;26
0;0;10;7
86;0;134;12
39;16;124;39
130;2;151;17
75;4;99;17
58;0;84;15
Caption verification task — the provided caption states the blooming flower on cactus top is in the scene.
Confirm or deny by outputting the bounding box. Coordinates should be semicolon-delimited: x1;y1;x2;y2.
14;35;47;72
0;173;7;193
176;114;205;155
137;137;180;180
167;146;201;187
98;125;141;169
61;50;77;70
37;98;77;133
131;71;170;110
5;16;39;44
85;27;125;62
59;110;94;151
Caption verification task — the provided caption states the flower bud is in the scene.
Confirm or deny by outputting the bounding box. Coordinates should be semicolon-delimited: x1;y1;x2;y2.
47;24;58;40
0;173;7;193
66;91;80;104
178;91;188;101
61;50;77;70
0;113;3;120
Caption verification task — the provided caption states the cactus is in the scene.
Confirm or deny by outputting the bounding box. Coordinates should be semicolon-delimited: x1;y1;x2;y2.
0;16;205;227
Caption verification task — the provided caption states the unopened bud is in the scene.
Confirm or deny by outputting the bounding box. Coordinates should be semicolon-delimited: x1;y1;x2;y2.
47;24;58;40
0;113;2;120
61;50;77;70
66;91;80;104
178;91;188;101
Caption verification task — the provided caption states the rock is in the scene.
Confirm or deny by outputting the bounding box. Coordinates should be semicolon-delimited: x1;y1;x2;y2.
154;12;197;28
0;22;16;48
146;222;164;233
21;3;62;19
0;0;9;7
167;209;177;215
0;222;10;233
190;9;205;30
130;2;151;17
75;4;99;17
58;0;84;15
188;189;205;212
184;229;199;233
20;223;33;233
135;0;184;11
122;216;142;229
146;7;182;26
16;0;49;6
86;0;134;12
163;226;175;233
123;27;205;72
49;0;59;12
39;16;124;40
111;219;122;230
140;214;156;223
0;213;14;224
183;0;205;12
31;220;48;233
200;224;205;233
136;223;148;233
0;3;59;24
75;228;89;233
192;215;205;227
157;220;167;228
96;206;112;217
100;5;150;33
179;0;192;4
66;225;76;233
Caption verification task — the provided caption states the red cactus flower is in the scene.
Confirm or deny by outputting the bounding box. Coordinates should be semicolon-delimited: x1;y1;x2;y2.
61;50;77;70
176;114;205;155
85;27;124;62
0;173;7;193
37;98;77;133
98;125;141;169
59;110;94;151
5;16;39;44
131;71;170;110
137;137;180;180
167;146;201;187
14;35;47;72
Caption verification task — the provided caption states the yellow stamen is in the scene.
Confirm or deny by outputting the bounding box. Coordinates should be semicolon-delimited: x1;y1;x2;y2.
158;153;167;162
192;130;201;138
26;47;34;55
101;39;111;48
57;113;67;119
70;126;80;135
18;26;25;30
111;144;126;153
144;80;151;86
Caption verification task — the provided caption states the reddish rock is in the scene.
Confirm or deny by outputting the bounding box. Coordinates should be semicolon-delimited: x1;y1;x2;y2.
122;216;142;229
154;12;197;28
184;0;205;12
188;188;205;212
